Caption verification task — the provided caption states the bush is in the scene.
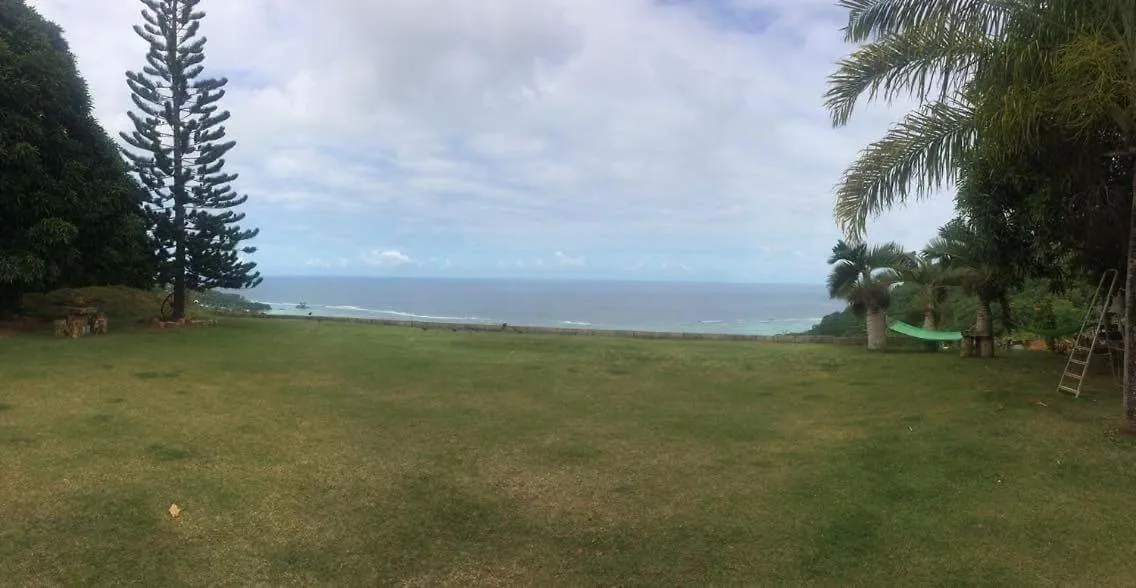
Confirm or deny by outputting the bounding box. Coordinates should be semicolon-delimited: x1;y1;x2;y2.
20;286;165;324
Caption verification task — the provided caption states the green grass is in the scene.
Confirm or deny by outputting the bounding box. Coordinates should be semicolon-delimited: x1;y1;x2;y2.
1;319;1134;586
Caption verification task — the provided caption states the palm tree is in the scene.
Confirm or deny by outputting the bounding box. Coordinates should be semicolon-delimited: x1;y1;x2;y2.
925;219;1009;358
826;240;910;350
892;253;951;331
825;0;1136;418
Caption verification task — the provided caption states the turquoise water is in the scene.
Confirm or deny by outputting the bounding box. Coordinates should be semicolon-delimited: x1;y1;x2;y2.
246;277;842;336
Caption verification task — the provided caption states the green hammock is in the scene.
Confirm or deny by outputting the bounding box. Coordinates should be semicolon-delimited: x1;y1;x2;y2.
888;320;963;341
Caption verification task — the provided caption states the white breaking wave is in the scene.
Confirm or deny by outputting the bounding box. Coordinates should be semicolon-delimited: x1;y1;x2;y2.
320;305;491;322
253;300;302;307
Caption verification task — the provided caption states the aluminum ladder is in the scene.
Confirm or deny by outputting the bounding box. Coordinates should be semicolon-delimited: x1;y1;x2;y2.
1058;269;1119;397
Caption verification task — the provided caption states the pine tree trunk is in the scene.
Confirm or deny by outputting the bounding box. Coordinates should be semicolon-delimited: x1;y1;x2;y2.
168;2;187;322
1125;156;1136;425
976;297;994;358
866;309;887;351
172;219;186;320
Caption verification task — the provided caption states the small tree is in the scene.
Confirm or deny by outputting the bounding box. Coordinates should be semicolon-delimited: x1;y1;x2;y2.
926;219;1010;358
120;0;260;320
826;240;909;350
893;254;950;331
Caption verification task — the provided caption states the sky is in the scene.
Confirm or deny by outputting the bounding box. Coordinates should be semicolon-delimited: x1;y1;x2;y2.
27;0;957;283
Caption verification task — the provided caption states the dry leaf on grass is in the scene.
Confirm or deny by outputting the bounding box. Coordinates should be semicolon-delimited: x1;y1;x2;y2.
168;503;181;518
1034;400;1048;408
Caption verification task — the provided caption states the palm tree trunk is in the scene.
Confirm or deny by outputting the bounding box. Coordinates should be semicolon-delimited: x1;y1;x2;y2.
976;297;994;358
866;309;887;350
923;307;936;330
922;307;939;352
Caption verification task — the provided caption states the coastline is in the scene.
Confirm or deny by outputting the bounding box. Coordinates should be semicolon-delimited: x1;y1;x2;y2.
249;312;868;345
257;305;826;337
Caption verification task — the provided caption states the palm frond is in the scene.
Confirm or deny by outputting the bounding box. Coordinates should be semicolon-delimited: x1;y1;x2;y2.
827;239;866;265
839;0;1026;44
865;241;913;269
826;17;992;126
1050;31;1136;137
835;99;977;237
874;267;902;286
827;261;863;298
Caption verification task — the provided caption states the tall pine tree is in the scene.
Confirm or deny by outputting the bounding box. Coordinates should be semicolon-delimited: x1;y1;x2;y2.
120;0;260;320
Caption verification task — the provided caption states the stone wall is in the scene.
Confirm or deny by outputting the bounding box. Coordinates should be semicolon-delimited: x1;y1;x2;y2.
257;314;884;345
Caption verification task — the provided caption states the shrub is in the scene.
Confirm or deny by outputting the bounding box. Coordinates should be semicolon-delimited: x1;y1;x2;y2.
20;286;165;324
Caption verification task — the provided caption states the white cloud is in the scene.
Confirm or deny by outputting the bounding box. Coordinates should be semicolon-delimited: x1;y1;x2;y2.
25;0;958;281
555;251;584;267
361;249;416;268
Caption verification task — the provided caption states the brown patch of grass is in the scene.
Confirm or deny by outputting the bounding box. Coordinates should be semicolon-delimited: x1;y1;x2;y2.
399;559;531;587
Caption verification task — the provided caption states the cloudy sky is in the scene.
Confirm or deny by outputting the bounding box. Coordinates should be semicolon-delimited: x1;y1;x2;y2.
28;0;955;283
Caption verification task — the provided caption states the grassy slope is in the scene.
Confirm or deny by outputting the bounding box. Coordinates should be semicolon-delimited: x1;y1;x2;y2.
1;319;1133;586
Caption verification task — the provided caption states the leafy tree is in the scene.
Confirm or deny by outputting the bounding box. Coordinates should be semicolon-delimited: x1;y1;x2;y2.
806;307;867;337
825;0;1136;421
826;239;909;350
0;0;153;313
192;290;269;313
1009;279;1095;351
121;0;260;321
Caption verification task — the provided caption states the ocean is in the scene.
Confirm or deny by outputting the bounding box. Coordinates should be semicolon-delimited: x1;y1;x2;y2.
247;277;843;336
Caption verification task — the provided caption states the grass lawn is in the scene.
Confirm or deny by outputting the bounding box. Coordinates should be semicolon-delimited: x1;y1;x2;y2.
2;319;1135;586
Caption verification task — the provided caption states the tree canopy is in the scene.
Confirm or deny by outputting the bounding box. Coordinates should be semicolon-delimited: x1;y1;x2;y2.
0;0;154;313
827;0;1136;420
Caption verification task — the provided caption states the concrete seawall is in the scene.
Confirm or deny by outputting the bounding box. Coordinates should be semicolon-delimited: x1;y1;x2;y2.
251;313;887;346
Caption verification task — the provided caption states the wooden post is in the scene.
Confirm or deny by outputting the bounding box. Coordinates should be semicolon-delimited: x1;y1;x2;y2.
53;319;67;338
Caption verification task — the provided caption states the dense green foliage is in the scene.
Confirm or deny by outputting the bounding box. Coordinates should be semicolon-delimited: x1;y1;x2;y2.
192;290;269;313
826;0;1136;417
810;278;1093;348
121;0;260;321
3;320;1135;584
0;0;154;313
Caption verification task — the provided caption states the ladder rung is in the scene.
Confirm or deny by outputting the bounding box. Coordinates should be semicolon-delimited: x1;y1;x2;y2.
1058;385;1080;395
1063;372;1083;380
1070;359;1087;365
